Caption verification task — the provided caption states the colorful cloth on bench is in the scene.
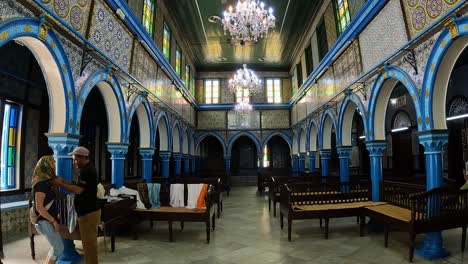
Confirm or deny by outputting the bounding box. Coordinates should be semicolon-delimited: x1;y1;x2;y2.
196;184;209;209
147;183;161;209
187;184;203;209
170;184;185;208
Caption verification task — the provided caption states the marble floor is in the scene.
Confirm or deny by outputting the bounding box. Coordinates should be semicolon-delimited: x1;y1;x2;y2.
3;187;468;264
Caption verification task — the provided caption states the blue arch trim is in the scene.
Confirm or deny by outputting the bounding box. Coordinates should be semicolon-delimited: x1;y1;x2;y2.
337;93;368;145
262;131;292;152
319;108;338;149
154;110;172;151
227;131;262;155
127;95;155;147
171;120;183;153
77;68;127;142
0;17;77;133
306;118;319;151
297;126;306;153
421;16;468;130
195;132;227;156
367;65;422;140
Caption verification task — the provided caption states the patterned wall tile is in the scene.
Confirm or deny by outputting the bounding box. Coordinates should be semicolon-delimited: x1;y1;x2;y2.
132;42;158;94
333;40;362;92
317;68;336;106
39;0;91;36
401;0;461;39
89;0;132;71
227;111;260;130
0;0;34;23
58;35;83;87
261;110;290;129
197;111;226;130
359;0;408;72
1;207;29;236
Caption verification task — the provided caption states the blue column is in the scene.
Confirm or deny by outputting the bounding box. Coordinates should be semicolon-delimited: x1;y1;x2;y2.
107;143;128;188
291;154;299;174
337;146;352;183
224;155;231;191
159;151;171;177
47;133;83;264
298;153;306;172
366;141;386;202
320;149;332;177
416;131;449;260
308;151;316;173
183;154;190;175
139;148;154;183
191;155;196;175
173;153;182;176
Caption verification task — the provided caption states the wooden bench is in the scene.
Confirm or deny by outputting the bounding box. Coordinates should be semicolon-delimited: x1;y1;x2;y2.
131;183;216;243
365;181;468;262
279;181;385;241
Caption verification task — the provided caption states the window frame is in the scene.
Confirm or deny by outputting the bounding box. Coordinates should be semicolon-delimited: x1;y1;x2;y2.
335;0;351;34
163;21;171;61
185;64;190;89
266;78;282;103
175;46;182;77
204;79;220;104
235;88;250;103
142;0;156;36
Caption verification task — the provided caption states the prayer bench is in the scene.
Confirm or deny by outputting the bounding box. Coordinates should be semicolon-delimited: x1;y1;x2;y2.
364;181;468;262
279;181;384;241
131;183;216;243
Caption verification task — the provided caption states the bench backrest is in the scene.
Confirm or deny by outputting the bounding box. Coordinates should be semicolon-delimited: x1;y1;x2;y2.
381;180;425;209
283;181;371;206
136;182;213;208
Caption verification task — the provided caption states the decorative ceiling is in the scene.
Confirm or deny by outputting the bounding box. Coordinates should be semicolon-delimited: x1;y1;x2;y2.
164;0;322;72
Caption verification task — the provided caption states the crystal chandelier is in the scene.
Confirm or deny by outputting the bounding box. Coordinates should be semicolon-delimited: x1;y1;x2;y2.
234;100;253;112
222;0;276;45
228;64;262;95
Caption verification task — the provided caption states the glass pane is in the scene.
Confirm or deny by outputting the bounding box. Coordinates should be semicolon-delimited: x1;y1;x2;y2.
8;128;15;146
8;147;14;166
9;107;16;127
213;97;218;104
274;79;280;87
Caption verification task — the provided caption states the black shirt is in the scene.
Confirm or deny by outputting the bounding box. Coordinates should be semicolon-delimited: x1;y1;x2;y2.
74;164;98;216
34;180;58;221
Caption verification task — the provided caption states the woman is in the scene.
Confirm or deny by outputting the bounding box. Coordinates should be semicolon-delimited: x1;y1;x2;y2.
32;155;64;264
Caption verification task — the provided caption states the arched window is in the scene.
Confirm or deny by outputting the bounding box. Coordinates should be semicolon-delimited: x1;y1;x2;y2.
142;0;155;36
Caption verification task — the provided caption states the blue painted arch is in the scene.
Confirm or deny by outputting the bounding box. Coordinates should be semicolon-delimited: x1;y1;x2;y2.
421;16;468;130
319;108;338;149
227;131;262;156
171;120;183;153
77;68;128;143
367;65;422;141
0;17;77;134
195;132;227;156
337;93;368;146
154;110;172;152
262;131;292;152
306;118;320;151
127;95;154;148
297;126;307;153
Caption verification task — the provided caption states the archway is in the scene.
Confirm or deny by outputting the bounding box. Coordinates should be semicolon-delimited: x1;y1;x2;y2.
0;40;54;191
230;136;259;176
262;135;291;175
152;111;171;177
198;135;225;176
320;110;339;175
125;115;141;178
307;120;320;171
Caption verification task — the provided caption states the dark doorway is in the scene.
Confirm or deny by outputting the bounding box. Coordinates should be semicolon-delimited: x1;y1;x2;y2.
352;109;370;176
152;129;161;177
231;136;258;176
264;135;291;175
126;115;141;178
199;136;224;174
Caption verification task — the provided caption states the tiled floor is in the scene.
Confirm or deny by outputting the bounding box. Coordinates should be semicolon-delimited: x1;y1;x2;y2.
3;187;467;263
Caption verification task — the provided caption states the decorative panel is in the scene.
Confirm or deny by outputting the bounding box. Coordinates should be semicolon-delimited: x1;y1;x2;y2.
317;68;336;106
296;96;308;122
1;207;29;236
132;41;158;93
291;105;298;125
261;110;290;129
324;3;338;50
311;32;320;71
89;0;132;71
282;79;292;102
359;0;408;72
227;111;260;130
220;79;235;103
0;0;34;23
197;111;226;130
57;35;83;89
333;40;362;92
401;0;461;38
39;0;92;35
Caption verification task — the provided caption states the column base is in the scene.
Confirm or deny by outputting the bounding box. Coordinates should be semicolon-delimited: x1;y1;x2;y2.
57;240;83;264
416;232;450;260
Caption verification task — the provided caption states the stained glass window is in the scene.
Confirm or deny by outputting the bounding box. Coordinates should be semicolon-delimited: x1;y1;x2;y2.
336;0;351;34
1;102;21;190
205;80;219;104
163;22;171;61
142;0;155;35
263;146;269;167
185;65;190;89
236;88;250;103
267;79;282;103
175;47;182;77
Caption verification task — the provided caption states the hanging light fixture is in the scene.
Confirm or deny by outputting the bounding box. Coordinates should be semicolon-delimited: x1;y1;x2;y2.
221;0;276;45
228;64;263;95
234;100;253;112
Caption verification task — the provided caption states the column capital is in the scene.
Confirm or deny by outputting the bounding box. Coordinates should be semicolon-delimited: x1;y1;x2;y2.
299;152;307;157
320;149;332;159
139;148;155;160
159;151;171;160
46;133;80;158
417;130;448;153
308;151;316;157
182;154;191;159
336;146;352;158
107;143;128;159
365;140;386;157
172;152;182;160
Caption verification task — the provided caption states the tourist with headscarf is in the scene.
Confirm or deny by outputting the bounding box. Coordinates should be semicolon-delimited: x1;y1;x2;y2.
31;155;64;264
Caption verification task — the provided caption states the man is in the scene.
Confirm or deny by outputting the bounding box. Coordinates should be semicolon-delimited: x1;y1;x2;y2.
57;146;100;264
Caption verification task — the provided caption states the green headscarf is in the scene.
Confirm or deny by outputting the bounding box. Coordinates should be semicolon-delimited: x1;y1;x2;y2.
31;155;56;189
